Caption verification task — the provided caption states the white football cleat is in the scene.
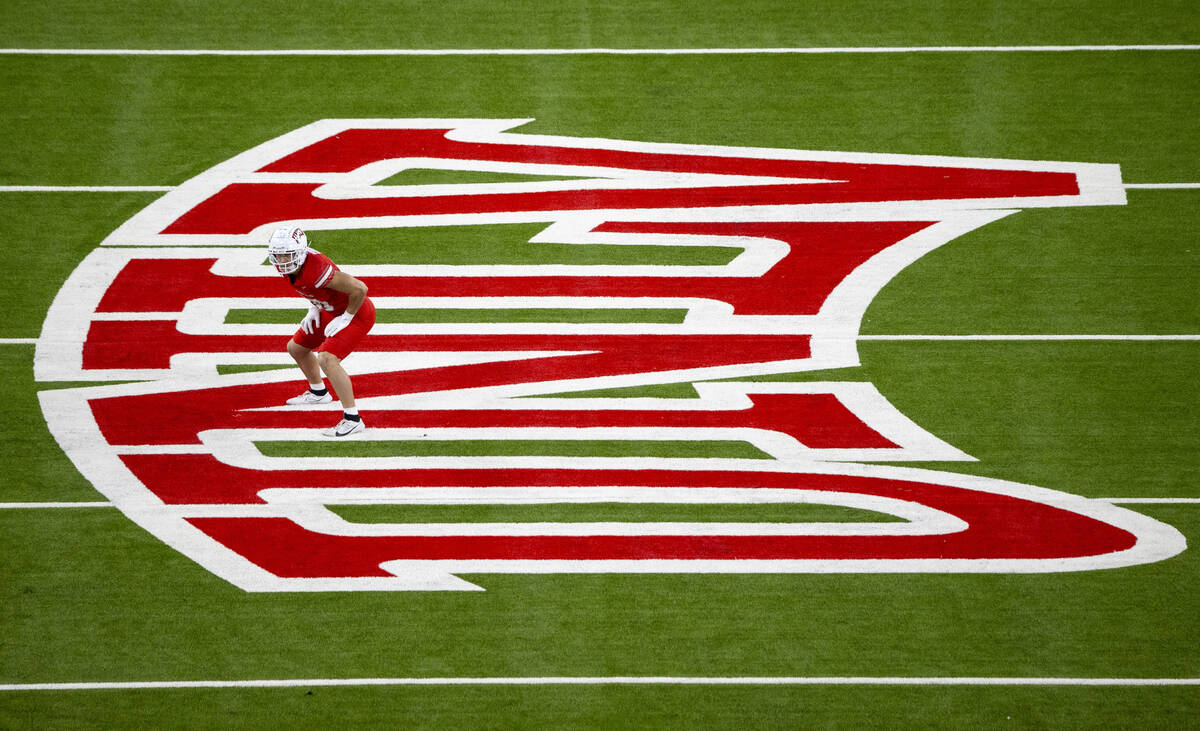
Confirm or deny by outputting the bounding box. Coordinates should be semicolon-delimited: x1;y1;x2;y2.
322;417;365;438
286;389;332;406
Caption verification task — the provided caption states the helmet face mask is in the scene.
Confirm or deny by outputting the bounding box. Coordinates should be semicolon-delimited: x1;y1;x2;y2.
267;227;308;274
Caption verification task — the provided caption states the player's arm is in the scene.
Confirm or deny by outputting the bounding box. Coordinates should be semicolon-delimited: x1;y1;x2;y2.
325;271;368;316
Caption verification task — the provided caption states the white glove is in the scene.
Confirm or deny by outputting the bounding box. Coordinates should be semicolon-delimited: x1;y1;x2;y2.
324;312;354;337
299;305;321;335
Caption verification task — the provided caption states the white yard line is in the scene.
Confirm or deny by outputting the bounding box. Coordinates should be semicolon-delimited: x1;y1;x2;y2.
1;46;1198;56
1124;183;1200;189
0;186;172;193
0;338;37;345
857;335;1200;341
1103;498;1200;504
2;676;1199;691
0;502;114;509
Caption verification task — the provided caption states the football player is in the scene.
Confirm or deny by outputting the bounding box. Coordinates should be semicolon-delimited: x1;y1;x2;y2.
267;227;376;437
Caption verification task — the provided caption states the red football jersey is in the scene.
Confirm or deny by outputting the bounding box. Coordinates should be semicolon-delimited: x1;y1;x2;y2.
285;249;349;314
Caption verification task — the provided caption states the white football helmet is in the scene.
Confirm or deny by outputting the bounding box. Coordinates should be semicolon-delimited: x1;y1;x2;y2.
267;227;309;274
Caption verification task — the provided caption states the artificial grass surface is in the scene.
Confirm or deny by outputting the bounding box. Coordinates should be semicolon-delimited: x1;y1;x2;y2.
225;307;692;325
3;3;1197;726
3;685;1200;729
326;502;902;525
256;439;773;460
3;52;1198;188
0;192;163;340
860;189;1200;337
0;345;104;503
854;341;1200;500
301;223;739;266
2;505;1196;688
4;0;1198;48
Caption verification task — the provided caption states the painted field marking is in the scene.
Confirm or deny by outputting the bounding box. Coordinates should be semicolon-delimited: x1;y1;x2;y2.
0;338;37;345
2;183;1195;193
3;676;1199;691
5;498;1199;509
22;121;1191;587
1;46;1198;56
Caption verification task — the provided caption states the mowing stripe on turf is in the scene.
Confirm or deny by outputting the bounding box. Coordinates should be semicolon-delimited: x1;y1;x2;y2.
0;186;173;193
3;676;1200;691
0;502;116;509
0;46;1198;56
1103;498;1200;504
1124;183;1200;189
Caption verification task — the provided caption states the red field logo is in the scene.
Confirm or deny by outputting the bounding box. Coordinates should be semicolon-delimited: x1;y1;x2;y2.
36;119;1183;591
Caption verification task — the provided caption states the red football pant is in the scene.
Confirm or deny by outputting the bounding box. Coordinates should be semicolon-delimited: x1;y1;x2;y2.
291;298;376;360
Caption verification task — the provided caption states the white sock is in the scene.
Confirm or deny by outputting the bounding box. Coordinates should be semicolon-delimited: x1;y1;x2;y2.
308;381;324;390
343;406;359;416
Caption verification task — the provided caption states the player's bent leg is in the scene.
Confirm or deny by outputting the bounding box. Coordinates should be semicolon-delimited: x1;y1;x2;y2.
317;351;355;408
287;339;322;381
317;351;364;437
286;339;332;405
312;301;372;436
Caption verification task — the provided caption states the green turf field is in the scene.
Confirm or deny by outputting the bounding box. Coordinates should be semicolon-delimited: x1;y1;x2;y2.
2;2;1198;727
